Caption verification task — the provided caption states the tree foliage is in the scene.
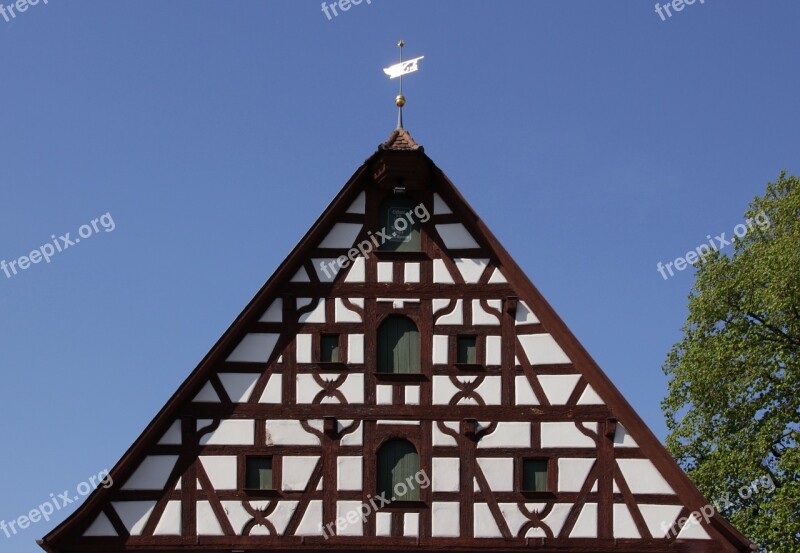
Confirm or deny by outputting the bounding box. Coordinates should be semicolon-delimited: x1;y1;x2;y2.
662;172;799;552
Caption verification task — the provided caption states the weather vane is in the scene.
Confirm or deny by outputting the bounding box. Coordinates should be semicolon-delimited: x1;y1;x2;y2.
383;40;424;129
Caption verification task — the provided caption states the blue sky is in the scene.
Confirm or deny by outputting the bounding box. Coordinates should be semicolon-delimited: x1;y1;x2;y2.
1;1;798;550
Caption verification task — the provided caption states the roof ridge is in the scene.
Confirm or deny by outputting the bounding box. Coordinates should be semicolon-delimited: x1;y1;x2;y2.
379;127;423;151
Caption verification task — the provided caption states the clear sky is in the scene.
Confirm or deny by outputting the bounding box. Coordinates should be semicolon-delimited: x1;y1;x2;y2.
1;1;798;550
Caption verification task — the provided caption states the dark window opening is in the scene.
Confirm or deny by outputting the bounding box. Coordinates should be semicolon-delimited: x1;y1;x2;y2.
246;457;273;490
320;334;340;363
457;336;477;364
523;459;548;492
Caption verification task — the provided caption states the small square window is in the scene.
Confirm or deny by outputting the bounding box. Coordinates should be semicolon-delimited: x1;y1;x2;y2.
246;457;273;490
523;459;548;492
320;335;340;363
457;336;477;364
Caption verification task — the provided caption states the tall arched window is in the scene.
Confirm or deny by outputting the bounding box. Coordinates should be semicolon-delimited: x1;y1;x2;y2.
377;439;420;501
378;195;421;252
377;316;420;374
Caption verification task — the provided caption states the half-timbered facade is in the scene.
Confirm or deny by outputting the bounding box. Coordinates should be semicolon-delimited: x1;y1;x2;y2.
40;129;752;552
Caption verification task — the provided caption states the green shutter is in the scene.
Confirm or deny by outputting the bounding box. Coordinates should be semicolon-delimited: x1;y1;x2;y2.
377;316;420;374
378;196;421;252
246;457;273;490
377;440;420;501
457;336;477;364
523;460;548;492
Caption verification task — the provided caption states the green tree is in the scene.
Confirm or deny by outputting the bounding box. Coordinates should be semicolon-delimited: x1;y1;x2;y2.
662;172;799;553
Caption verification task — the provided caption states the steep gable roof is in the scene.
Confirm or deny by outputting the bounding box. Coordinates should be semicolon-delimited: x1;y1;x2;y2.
40;130;753;553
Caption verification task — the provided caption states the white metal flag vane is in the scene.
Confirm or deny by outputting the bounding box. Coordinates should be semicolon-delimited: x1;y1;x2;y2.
383;56;424;79
384;40;423;129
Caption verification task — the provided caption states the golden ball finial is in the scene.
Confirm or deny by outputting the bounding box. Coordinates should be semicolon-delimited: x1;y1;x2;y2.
398;40;405;48
395;94;406;107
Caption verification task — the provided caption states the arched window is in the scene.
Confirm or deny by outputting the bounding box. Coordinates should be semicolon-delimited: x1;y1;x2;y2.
378;195;421;252
377;316;420;374
377;439;420;501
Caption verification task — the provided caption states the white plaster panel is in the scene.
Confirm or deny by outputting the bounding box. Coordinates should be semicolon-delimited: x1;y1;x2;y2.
404;385;420;405
193;382;220;403
335;297;363;323
318;223;363;249
540;422;596;449
616;459;675;495
296;334;312;363
485;335;502;366
339;373;364;404
477;458;514;491
311;259;341;283
432;376;459;405
558;458;596;493
431;502;460;537
376;385;393;405
158;421;182;445
432;259;454;284
227;333;280;363
267;420;321;446
455;258;489;283
432;457;460;492
344;256;366;282
404;513;420;537
376;512;392;536
476;376;502;405
146;506;178;540
613;503;640;539
220;501;249;534
472;299;501;325
473;503;502;537
336;501;364;536
488;268;508;284
515;301;540;324
432;422;459;447
199;456;237;490
83;513;116;536
613;423;639;448
436;224;480;249
377;262;393;282
639;504;684;538
569;503;597;538
538;374;581;405
577;384;604;405
219;373;260;403
259;299;282;323
539;503;573;537
297;298;325;324
337;456;362;491
477;422;531;448
346;191;366;213
295;500;321;535
518;334;570;365
259;373;282;403
514;375;539;405
348;334;364;364
283;456;319;491
340;423;363;446
435;299;463;325
677;513;712;539
113;501;156;536
498;503;529;536
404;262;420;283
291;267;310;282
198;419;254;446
433;193;452;214
432;334;449;364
